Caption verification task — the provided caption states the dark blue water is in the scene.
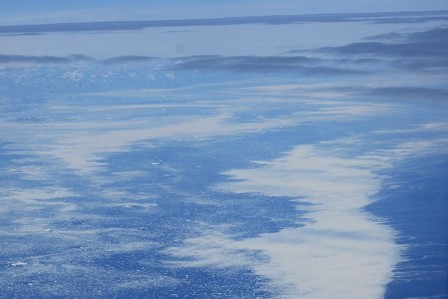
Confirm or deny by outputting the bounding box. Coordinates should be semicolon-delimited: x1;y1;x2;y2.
368;154;448;298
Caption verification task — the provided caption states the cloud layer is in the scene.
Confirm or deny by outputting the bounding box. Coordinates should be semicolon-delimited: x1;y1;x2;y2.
314;27;448;72
0;54;91;64
0;11;446;35
168;55;361;74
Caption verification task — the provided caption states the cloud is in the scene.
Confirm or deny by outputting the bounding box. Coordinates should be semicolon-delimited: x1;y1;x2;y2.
0;11;445;35
0;54;92;64
369;15;448;24
0;32;46;36
363;32;407;42
364;86;448;101
405;26;448;42
361;26;448;43
163;30;196;34
0;54;157;66
332;86;448;102
317;27;448;58
286;25;448;75
312;26;448;73
2;53;354;74
320;40;447;58
100;55;156;64
169;55;361;74
371;122;448;134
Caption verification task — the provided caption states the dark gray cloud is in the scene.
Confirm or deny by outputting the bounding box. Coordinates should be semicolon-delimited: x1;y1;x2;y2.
100;56;156;64
406;26;448;43
168;55;361;74
363;32;408;42
1;32;46;37
369;16;448;24
0;52;362;75
0;54;92;64
163;30;196;34
333;86;448;101
313;26;448;72
171;55;317;69
319;27;448;58
0;11;446;35
370;87;448;101
365;26;448;43
319;41;447;58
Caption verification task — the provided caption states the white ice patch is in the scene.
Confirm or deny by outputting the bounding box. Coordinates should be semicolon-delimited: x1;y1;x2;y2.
216;145;402;298
168;144;403;298
11;261;28;267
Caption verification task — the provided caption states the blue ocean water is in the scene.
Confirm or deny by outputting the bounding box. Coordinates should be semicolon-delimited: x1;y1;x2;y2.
370;154;448;298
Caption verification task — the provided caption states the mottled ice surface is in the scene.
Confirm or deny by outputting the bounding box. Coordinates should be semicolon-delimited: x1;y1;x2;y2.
1;9;447;298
